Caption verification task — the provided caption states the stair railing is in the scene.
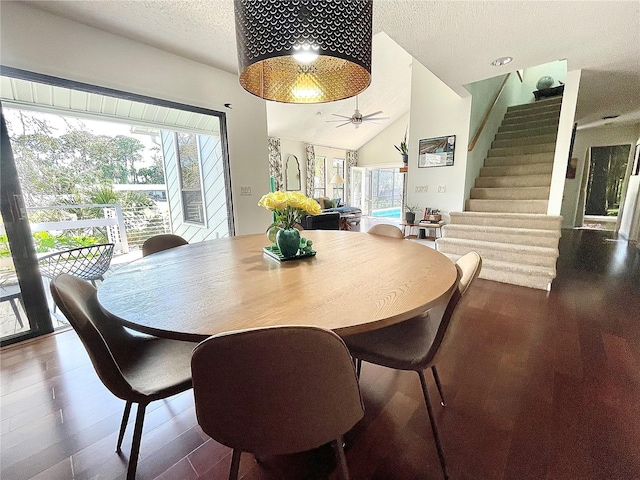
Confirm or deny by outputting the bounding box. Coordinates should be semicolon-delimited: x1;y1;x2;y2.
468;73;511;152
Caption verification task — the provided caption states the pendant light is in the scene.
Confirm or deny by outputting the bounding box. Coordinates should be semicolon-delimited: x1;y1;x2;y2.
234;0;372;104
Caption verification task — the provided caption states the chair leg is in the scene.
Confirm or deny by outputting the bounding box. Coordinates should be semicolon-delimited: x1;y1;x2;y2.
431;366;446;406
417;371;448;480
9;299;24;328
228;449;242;480
126;403;147;480
332;437;350;480
116;401;133;451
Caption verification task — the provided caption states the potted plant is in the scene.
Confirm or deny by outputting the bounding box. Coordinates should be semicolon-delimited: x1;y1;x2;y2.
404;203;420;224
395;129;409;165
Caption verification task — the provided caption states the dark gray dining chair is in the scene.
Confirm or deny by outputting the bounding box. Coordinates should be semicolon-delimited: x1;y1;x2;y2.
191;325;364;480
142;234;188;257
342;251;482;480
50;273;196;480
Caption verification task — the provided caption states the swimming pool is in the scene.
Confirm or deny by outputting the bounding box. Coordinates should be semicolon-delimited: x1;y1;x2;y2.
371;207;401;218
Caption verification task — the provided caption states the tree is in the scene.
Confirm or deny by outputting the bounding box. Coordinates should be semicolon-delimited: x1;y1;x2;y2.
5;110;149;205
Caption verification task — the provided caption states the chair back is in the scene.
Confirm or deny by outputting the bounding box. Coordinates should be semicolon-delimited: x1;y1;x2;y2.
428;251;482;363
367;224;404;239
191;326;364;456
142;234;189;257
38;243;114;281
301;212;341;230
50;273;136;400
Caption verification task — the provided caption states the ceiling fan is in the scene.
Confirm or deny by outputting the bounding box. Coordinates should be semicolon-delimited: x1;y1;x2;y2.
326;96;389;128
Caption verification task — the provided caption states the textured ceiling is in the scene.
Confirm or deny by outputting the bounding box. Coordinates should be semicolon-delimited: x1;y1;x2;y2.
19;1;640;149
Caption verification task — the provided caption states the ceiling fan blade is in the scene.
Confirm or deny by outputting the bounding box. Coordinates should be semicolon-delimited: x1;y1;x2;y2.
334;121;353;128
326;119;354;123
331;114;353;119
362;110;384;119
363;116;390;122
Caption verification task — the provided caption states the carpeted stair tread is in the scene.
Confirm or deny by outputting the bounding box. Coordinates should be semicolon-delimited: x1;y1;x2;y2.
499;118;560;133
448;212;562;230
492;133;557;149
507;97;562;112
484;153;554;167
480;163;553;176
443;224;561;238
494;125;558;141
488;143;556;157
436;237;557;256
470;186;550;200
466;199;548;213
440;253;555;290
475;174;552;188
440;253;556;276
502;111;560;125
443;224;560;248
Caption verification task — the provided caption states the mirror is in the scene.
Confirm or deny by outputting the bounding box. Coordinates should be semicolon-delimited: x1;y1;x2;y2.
285;154;301;191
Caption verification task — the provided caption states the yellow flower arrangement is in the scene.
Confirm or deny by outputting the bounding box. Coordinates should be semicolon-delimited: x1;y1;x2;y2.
258;191;321;229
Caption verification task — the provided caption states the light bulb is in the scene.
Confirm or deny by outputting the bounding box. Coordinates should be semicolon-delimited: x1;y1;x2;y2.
293;44;320;64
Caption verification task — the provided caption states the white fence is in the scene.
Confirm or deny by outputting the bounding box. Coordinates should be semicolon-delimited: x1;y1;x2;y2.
26;203;171;253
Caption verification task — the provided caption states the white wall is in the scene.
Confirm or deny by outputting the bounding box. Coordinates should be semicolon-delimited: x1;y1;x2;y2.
0;2;272;235
563;123;640;228
405;61;472;217
548;69;580;216
464;73;517;201
619;140;640;239
358;112;410;167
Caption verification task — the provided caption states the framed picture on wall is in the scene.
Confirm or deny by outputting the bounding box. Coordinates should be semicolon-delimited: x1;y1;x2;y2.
418;135;455;168
633;144;640;176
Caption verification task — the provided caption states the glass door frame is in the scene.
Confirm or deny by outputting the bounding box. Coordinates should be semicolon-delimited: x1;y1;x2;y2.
1;106;53;345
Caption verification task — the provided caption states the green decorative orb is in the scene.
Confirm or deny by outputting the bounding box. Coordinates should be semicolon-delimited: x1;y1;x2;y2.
536;76;554;90
266;225;279;244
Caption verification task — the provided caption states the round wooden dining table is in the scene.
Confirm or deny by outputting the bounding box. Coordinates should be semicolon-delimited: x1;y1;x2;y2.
97;231;459;341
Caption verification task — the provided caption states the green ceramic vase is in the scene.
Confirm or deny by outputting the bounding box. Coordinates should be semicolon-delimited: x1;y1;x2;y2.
276;228;300;258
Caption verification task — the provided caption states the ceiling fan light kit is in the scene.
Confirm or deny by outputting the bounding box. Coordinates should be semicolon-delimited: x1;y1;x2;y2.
234;0;372;104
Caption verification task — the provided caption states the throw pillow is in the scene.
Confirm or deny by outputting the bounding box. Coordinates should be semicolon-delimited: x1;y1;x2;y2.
324;199;335;209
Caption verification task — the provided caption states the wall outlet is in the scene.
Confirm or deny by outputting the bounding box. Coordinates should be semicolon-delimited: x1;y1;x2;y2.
415;185;428;193
240;185;252;195
437;185;446;193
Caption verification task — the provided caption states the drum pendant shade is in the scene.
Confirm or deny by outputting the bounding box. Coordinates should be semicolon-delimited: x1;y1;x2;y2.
234;0;372;104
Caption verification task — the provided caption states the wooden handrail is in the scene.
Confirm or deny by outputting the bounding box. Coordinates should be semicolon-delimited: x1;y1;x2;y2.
468;73;511;152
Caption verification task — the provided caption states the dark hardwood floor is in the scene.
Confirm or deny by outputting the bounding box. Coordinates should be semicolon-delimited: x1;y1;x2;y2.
1;229;639;480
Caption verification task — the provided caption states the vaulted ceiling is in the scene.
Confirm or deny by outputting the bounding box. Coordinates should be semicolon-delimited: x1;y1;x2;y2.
18;1;640;150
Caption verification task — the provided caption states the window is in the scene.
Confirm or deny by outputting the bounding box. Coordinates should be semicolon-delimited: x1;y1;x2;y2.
313;156;326;198
176;133;206;225
331;158;345;202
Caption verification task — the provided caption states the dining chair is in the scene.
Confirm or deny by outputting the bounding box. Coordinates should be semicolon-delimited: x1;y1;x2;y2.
191;325;364;480
38;243;115;287
367;224;405;239
49;273;196;480
342;251;482;480
142;233;188;257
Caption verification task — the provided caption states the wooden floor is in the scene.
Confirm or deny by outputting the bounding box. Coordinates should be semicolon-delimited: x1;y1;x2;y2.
1;229;639;480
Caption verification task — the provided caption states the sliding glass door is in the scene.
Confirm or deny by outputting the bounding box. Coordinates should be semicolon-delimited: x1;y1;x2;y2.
1;106;52;344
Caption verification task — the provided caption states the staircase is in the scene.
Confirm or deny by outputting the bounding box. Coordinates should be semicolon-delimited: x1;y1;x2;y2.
436;96;563;290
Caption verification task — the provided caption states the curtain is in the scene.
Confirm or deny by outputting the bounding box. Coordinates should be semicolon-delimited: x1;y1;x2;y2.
305;144;315;196
346;150;358;204
268;137;283;191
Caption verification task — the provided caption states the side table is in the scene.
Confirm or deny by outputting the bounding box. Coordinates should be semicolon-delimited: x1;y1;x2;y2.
400;222;444;240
